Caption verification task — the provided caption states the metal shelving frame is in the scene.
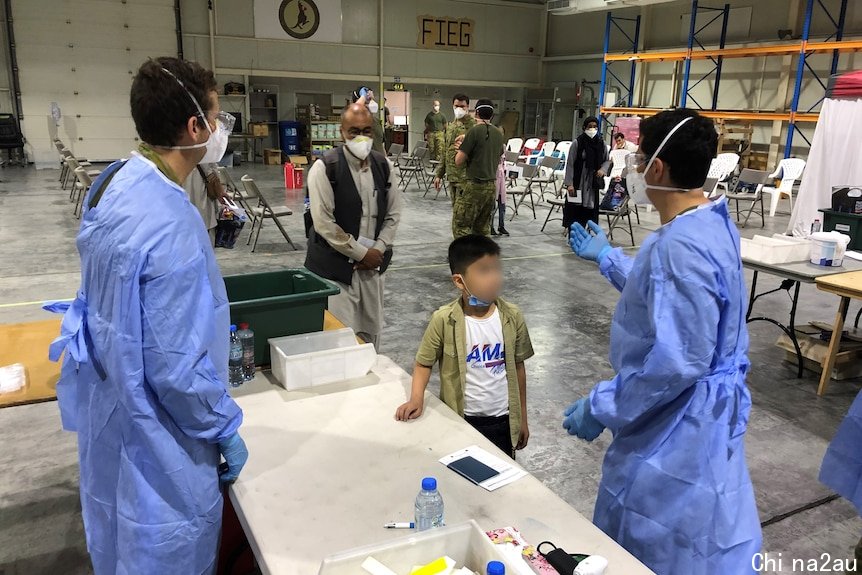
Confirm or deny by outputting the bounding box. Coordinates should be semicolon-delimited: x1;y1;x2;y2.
598;0;856;157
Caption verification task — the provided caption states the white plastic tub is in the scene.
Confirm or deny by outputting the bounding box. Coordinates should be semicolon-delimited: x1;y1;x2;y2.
741;235;811;264
318;521;514;575
810;231;852;267
269;328;376;391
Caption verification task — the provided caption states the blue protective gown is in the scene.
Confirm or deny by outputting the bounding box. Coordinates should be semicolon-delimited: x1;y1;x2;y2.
46;154;242;575
589;198;762;575
820;390;862;515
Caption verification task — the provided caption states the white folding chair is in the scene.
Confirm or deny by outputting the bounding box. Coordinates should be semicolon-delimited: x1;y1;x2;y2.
241;175;297;252
763;157;805;217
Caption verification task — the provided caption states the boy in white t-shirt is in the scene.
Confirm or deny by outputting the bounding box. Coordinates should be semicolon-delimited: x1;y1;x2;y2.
395;235;534;458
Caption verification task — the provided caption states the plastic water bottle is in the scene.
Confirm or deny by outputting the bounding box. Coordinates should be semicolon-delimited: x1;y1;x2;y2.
414;477;444;531
237;323;255;381
811;219;822;234
228;325;244;388
487;561;505;575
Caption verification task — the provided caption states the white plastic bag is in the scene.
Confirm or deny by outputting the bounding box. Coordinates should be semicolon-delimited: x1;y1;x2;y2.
0;363;27;394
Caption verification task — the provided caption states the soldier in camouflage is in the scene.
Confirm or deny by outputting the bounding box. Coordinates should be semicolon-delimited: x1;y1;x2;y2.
434;94;476;206
453;99;505;238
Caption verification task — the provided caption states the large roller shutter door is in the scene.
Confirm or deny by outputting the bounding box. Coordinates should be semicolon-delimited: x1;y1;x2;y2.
13;0;177;166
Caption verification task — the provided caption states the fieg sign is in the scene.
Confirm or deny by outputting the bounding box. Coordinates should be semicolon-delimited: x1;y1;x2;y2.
417;16;474;51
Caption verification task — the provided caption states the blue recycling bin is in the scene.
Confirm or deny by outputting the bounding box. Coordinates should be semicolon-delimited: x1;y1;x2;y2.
280;121;303;156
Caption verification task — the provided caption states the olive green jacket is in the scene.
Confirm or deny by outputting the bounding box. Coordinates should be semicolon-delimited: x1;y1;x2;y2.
416;297;534;447
436;116;477;184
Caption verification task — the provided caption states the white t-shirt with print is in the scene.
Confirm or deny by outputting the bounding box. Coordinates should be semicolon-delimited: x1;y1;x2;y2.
463;308;509;417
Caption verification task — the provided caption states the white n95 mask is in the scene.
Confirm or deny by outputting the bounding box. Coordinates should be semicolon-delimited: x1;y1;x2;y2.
345;136;373;160
453;107;467;120
625;116;694;206
585;128;598;138
368;100;380;115
199;121;229;164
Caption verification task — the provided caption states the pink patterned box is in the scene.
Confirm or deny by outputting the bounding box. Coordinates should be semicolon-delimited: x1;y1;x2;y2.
486;527;556;575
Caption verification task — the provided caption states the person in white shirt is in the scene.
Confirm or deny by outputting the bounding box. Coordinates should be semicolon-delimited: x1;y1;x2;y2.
613;132;639;153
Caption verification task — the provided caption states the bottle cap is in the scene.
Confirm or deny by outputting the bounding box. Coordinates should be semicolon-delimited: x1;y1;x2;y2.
239;323;250;330
230;324;237;332
421;477;437;491
487;561;505;575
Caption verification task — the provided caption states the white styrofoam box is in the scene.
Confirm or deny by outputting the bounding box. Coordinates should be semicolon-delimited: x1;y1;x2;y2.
269;328;376;391
318;521;514;575
741;235;811;265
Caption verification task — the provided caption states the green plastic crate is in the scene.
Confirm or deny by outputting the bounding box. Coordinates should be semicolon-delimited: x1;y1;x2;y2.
223;268;341;366
821;210;862;251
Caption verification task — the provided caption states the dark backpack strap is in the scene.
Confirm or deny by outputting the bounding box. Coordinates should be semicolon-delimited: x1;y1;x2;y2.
87;160;128;210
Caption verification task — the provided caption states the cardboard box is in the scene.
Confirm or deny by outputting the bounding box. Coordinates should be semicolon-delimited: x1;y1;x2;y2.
288;155;309;167
264;148;282;165
250;123;270;137
776;327;862;380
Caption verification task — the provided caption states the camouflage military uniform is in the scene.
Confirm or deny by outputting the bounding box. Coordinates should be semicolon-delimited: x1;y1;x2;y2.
429;131;446;162
452;179;496;238
437;116;477;205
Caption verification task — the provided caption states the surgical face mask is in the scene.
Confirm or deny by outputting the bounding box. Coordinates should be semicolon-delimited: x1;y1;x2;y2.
368;100;380;114
433;105;440;113
457;274;494;307
625;116;694;206
345;135;373;160
585;128;598;138
453;107;467;120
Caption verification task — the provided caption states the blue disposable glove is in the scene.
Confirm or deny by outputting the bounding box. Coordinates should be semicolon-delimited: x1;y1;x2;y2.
562;397;605;441
218;433;248;486
569;221;612;264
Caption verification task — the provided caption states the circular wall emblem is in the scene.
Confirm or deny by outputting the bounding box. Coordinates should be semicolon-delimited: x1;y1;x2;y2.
279;0;321;40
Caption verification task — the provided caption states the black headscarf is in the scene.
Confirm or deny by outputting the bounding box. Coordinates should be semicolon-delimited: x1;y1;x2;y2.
573;116;605;187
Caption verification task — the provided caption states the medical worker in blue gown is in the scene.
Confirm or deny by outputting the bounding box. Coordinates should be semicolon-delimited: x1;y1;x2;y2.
44;57;248;575
565;108;762;575
820;391;862;569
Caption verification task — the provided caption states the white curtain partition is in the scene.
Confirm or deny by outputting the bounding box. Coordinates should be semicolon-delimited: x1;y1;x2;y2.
788;97;862;237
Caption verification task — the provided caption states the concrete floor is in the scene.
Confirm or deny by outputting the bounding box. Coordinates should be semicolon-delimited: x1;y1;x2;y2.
1;162;860;575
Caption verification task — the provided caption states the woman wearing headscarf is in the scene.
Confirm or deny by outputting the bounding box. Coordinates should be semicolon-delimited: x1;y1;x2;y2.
562;116;608;230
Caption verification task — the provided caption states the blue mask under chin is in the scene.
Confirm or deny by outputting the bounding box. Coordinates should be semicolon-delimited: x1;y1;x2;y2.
458;275;493;307
467;294;493;307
